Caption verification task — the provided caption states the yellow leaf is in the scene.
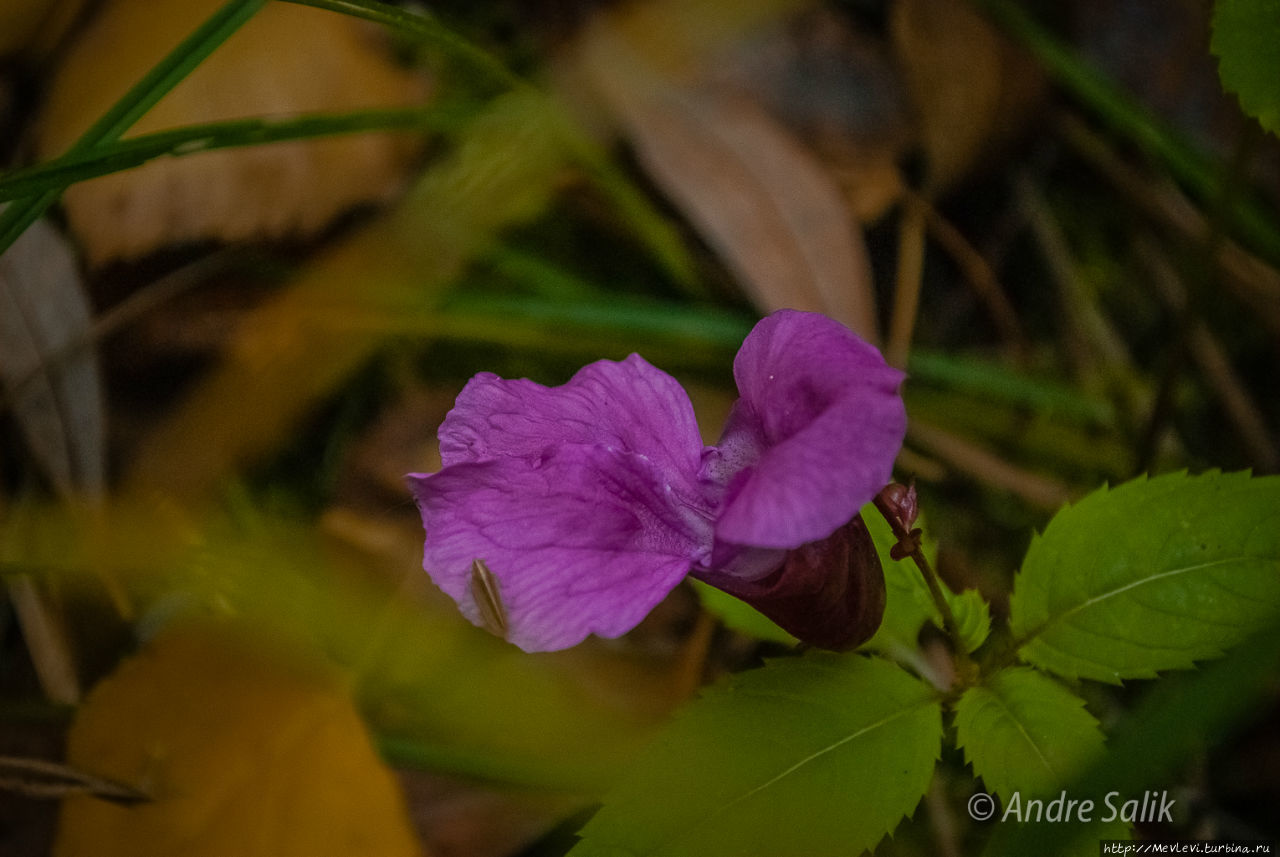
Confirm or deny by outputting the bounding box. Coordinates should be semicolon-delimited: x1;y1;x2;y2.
35;0;428;264
54;622;423;857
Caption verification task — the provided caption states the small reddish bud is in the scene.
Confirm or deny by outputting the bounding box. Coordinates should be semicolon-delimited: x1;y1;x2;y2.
878;482;918;531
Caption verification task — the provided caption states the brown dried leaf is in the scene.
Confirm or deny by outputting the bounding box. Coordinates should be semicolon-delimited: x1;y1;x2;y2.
0;218;110;707
574;10;879;342
890;0;1044;192
0;217;104;495
35;0;429;264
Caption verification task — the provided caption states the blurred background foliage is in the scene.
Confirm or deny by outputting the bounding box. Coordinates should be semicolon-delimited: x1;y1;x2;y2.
0;0;1277;854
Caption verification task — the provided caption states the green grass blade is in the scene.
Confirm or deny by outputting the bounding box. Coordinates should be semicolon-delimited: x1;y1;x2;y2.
978;0;1280;263
0;105;473;202
282;0;519;89
0;0;268;256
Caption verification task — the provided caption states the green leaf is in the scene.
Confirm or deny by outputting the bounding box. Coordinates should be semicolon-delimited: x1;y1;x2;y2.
691;580;797;646
1212;0;1280;136
945;588;992;654
570;653;942;857
954;667;1103;800
1010;471;1280;683
985;620;1280;857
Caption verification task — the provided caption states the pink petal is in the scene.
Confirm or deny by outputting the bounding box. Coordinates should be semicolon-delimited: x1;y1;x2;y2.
439;354;705;493
710;310;906;549
408;444;711;652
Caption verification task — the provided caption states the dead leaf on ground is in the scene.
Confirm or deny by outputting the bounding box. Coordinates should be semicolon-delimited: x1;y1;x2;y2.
54;621;425;857
574;9;880;342
0;217;104;495
890;0;1045;193
35;0;429;264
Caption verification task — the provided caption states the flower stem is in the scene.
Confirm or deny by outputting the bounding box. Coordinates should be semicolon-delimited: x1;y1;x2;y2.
872;491;970;667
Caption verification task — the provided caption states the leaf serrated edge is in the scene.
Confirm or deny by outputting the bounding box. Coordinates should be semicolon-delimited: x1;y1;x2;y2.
955;668;1102;799
1009;469;1233;651
575;654;944;857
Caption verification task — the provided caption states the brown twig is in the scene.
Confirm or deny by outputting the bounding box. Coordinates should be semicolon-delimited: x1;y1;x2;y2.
873;485;968;669
887;193;928;369
1057;112;1280;339
1015;173;1134;379
0;755;149;804
904;187;1031;359
672;608;717;702
907;420;1075;511
1136;236;1279;472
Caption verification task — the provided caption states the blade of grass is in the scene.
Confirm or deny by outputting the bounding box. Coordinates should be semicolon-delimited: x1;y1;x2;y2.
905;351;1114;426
0;0;268;256
282;0;519;90
977;0;1280;265
0;105;475;202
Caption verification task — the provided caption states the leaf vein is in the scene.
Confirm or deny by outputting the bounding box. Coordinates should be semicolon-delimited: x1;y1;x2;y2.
653;697;936;856
1017;555;1256;650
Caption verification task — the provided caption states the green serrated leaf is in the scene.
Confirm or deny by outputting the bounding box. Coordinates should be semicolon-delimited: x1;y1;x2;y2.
1212;0;1280;136
1010;471;1280;683
947;589;993;654
986;620;1280;857
570;653;942;857
955;667;1104;800
907;582;992;654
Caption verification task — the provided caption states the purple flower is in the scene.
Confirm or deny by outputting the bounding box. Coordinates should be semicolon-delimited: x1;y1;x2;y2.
408;310;906;652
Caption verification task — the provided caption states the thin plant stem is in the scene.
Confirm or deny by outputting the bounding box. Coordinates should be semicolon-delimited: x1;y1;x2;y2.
977;0;1280;265
282;0;521;91
887;194;927;369
0;106;471;202
872;493;969;669
905;187;1030;360
1135;125;1264;475
0;755;149;804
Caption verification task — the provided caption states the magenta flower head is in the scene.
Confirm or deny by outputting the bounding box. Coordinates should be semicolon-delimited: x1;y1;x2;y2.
407;310;906;652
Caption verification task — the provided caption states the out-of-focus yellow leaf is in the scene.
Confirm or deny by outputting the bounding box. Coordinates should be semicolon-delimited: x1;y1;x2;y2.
0;0;86;59
54;622;424;857
35;0;428;264
890;0;1043;192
